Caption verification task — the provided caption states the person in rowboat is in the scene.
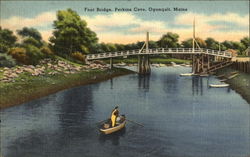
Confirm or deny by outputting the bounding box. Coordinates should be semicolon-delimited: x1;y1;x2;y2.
110;106;119;127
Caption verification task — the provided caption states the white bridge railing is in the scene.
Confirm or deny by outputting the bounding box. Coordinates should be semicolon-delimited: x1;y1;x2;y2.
86;48;232;60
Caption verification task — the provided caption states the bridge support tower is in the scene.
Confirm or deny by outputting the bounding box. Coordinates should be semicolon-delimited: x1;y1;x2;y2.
138;32;151;75
192;54;212;74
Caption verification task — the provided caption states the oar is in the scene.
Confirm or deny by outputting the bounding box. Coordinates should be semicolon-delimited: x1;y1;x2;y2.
126;119;144;127
96;119;107;124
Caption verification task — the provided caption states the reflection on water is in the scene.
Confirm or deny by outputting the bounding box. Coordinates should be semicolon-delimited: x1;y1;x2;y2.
192;76;204;96
98;128;126;146
138;74;150;90
1;66;249;157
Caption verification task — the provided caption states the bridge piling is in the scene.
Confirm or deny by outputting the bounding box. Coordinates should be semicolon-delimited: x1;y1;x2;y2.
138;55;151;75
109;57;113;69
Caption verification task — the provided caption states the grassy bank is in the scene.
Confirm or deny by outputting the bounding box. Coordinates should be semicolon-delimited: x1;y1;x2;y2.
215;66;250;104
0;68;134;109
104;58;191;64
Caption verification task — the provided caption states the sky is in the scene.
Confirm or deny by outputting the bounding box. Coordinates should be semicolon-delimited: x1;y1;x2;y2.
1;0;249;44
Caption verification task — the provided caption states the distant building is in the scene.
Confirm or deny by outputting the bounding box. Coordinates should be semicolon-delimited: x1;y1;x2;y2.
226;49;238;57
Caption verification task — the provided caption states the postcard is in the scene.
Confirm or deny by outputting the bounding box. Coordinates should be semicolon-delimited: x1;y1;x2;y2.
0;0;249;157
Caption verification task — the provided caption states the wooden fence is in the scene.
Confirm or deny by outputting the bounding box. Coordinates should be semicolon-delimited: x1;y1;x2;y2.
231;61;250;74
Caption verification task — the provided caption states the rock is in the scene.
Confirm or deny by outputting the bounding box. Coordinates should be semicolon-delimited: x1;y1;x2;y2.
9;73;18;78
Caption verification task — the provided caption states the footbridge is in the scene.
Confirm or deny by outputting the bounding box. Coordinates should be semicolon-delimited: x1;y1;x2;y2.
86;29;233;74
86;48;232;60
86;47;232;75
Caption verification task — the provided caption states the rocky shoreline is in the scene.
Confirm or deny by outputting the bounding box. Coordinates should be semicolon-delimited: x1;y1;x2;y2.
0;59;134;110
0;59;109;83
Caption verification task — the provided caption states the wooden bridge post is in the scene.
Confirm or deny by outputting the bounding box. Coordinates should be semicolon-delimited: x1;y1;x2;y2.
138;32;151;75
201;54;204;72
207;55;210;69
110;57;113;69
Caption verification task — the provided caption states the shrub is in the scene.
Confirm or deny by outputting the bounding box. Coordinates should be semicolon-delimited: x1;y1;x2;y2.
41;46;53;56
71;52;86;63
8;47;29;64
25;44;45;65
0;53;16;67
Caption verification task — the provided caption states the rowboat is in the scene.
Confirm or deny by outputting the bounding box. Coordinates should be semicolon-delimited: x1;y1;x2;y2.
180;73;193;76
209;84;229;88
219;79;227;82
100;115;126;135
216;74;225;78
227;73;239;79
199;74;209;77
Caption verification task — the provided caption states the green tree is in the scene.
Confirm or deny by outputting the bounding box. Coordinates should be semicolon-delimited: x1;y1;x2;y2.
181;37;206;48
17;27;42;41
115;44;125;51
157;32;179;48
205;37;219;50
0;27;17;53
240;37;250;49
195;37;207;48
221;40;234;49
221;40;246;55
23;37;43;48
17;27;44;48
106;43;117;52
50;9;98;56
181;38;193;48
149;41;159;48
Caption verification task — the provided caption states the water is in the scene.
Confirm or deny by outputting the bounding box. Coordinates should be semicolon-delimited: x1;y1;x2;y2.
1;67;249;157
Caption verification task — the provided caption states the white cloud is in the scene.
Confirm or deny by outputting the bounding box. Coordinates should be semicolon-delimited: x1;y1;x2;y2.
82;12;249;43
1;12;56;30
1;11;249;44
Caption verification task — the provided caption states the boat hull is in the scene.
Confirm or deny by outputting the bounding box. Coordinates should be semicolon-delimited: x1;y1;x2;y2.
100;121;126;135
209;84;229;88
180;73;193;76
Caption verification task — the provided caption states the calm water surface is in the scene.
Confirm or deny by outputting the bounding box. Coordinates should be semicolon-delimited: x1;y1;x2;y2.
1;67;249;157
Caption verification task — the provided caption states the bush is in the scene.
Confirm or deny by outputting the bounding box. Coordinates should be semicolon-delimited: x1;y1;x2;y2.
9;45;46;65
41;46;53;56
25;44;45;65
0;53;16;67
71;52;86;63
8;47;29;64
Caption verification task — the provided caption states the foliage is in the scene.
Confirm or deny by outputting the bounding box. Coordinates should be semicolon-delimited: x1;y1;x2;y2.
0;27;17;53
23;37;43;48
8;47;29;64
195;38;206;48
41;46;53;55
157;32;179;48
181;37;206;48
71;52;86;63
50;9;98;56
181;38;193;48
0;53;16;67
17;27;44;49
25;44;45;65
148;41;158;48
240;37;249;49
17;27;42;41
115;44;125;51
221;40;246;55
8;45;45;65
205;37;219;50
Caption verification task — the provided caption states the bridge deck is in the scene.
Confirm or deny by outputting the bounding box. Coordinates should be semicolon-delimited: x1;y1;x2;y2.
86;48;232;60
